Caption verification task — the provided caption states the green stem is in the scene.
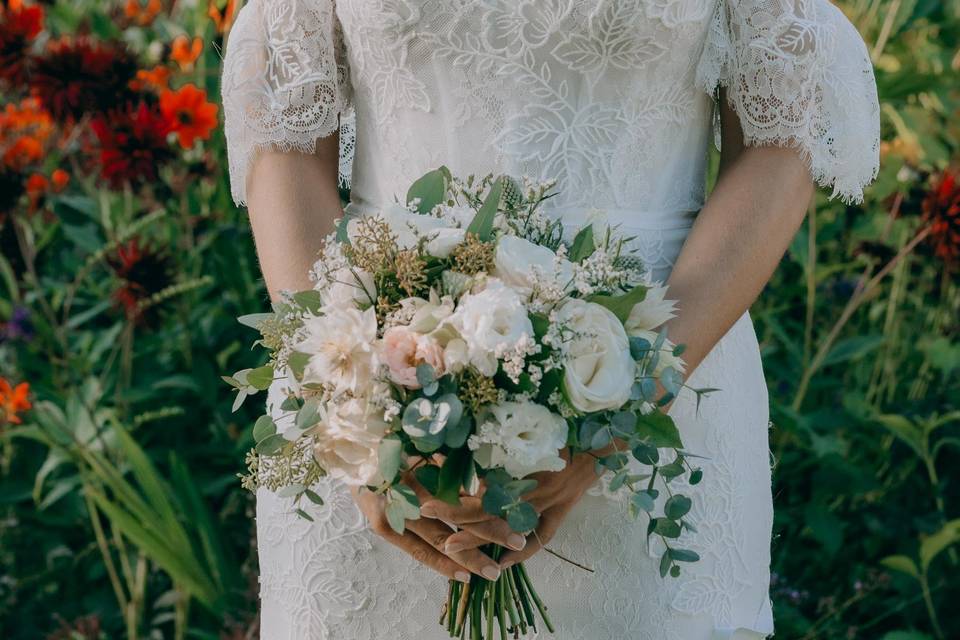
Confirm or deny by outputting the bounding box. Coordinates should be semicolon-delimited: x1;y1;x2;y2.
518;563;554;633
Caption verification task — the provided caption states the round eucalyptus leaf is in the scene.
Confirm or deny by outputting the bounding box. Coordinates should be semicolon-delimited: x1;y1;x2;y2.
506;501;538;532
665;494;692;520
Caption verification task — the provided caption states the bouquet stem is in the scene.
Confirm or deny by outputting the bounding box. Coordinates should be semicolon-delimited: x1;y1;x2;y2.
442;547;552;639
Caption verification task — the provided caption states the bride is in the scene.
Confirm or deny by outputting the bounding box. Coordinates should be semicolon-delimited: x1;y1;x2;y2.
220;1;879;638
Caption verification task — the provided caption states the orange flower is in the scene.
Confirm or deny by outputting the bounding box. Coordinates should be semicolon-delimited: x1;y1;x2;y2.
207;0;236;35
0;97;53;169
51;167;68;191
130;64;171;93
170;35;202;70
159;83;218;149
124;0;162;26
0;377;31;425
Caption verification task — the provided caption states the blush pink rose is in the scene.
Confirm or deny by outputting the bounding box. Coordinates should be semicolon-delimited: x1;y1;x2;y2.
381;326;445;388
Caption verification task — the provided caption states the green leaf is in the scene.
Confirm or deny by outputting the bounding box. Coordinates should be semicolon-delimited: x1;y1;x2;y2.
415;465;440;495
255;434;287;456
294;508;315;522
444;413;472;449
668;548;700;563
437;448;470;505
276;484;305;498
303;489;324;506
654;518;681;538
378;436;403;484
481;483;513;516
631;491;656;513
296;399;322;431
506;501;538;532
880;555;920;580
635;412;682;449
384;499;407;534
919;519;960;572
569;225;596;262
287;352;310;380
238;313;273;330
252;415;277;443
664;495;692;520
823;335;884;367
406;167;449;214
659;551;672;578
586;285;647;324
466;178;503;241
246;365;275;391
293;290;323;314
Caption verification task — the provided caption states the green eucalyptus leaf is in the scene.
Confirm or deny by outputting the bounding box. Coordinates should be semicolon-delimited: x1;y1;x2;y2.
247;365;275;391
481;483;513;516
252;415;277;443
415;465;441;495
506;501;538;532
255;433;287;456
665;495;692;520
635;412;682;449
378;436;403;484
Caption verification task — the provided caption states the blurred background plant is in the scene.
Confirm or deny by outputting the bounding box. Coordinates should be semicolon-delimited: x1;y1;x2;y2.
0;0;958;638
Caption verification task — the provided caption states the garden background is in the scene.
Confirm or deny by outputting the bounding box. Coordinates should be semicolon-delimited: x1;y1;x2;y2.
1;0;959;638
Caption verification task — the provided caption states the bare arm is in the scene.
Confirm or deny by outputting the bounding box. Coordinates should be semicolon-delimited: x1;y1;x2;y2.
245;135;344;301
664;91;815;374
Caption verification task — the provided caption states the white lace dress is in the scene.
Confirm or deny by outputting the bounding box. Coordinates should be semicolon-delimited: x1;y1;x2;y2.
220;1;880;638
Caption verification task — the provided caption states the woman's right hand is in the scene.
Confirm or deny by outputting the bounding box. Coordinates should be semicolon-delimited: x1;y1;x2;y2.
350;473;523;583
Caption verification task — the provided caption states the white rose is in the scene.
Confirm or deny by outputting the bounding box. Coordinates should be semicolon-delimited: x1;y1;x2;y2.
493;235;574;295
295;306;379;397
321;267;377;310
312;396;390;486
624;284;677;333
629;329;687;375
469;401;568;478
557;299;635;413
444;278;534;376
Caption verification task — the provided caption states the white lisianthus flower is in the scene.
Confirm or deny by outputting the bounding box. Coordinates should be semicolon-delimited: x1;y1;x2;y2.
425;227;467;258
469;401;568;478
311;396;390;486
624;284;677;333
321;267;377;310
629;329;687;375
557;299;635;413
443;278;534;376
295;307;379;397
408;292;456;333
493;235;574;295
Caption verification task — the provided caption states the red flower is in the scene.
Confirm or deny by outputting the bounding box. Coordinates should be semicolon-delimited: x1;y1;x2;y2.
159;83;218;149
0;377;31;426
922;168;960;268
91;101;174;188
0;0;44;87
30;37;138;122
108;237;174;325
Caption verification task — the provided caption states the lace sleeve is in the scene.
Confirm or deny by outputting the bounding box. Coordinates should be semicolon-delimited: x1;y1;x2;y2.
221;0;354;207
696;0;880;204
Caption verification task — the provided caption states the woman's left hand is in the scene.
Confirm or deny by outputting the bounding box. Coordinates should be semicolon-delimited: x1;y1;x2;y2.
419;450;603;571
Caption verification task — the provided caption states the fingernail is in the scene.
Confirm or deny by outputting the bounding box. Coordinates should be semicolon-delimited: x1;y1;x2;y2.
420;505;437;517
499;560;515;571
481;565;500;581
455;571;470;583
445;542;464;553
507;534;526;550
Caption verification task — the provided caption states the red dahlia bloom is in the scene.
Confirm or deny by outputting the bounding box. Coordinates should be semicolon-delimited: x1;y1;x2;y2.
91;101;174;188
922;169;960;268
30;37;138;122
0;0;44;87
108;237;174;325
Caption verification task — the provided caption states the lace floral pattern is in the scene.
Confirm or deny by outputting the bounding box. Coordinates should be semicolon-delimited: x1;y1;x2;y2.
221;1;880;637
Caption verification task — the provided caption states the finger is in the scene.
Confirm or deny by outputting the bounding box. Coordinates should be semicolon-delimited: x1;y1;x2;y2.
420;496;494;524
406;518;501;580
445;519;527;552
376;523;471;583
498;506;567;568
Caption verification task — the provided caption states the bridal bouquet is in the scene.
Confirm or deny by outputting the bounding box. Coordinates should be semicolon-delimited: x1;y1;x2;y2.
226;168;705;639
